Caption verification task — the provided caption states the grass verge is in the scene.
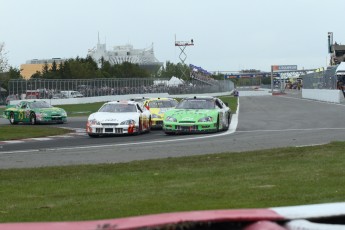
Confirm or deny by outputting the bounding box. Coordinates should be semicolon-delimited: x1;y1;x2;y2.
58;102;104;117
0;126;73;141
1;141;345;222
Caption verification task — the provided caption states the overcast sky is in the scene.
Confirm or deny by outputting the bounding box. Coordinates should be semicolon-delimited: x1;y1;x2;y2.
1;0;345;72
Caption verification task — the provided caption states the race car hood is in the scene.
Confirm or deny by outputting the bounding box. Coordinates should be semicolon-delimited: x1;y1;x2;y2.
165;109;217;121
150;107;173;116
88;112;138;123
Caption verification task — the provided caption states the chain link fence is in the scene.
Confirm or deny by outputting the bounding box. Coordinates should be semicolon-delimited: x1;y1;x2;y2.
6;78;234;100
302;66;338;89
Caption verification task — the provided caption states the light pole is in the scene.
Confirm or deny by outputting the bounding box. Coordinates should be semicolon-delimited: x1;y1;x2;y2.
175;36;194;79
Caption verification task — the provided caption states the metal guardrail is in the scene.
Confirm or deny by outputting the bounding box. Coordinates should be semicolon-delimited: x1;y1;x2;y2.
5;78;234;100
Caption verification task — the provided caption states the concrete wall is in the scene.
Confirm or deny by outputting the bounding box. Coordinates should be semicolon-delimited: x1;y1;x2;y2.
236;88;272;97
302;89;345;103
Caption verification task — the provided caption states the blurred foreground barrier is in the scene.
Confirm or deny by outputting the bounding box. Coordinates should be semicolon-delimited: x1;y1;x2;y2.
1;202;345;230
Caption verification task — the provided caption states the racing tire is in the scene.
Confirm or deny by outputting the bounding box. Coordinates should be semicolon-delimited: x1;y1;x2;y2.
216;115;220;132
136;118;143;135
88;134;99;138
165;131;175;135
224;113;231;131
30;113;37;125
9;112;18;125
147;117;152;133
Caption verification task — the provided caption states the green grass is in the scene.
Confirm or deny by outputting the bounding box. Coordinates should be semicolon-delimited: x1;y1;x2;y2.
1;141;345;222
219;95;238;113
0;126;73;141
57;102;104;117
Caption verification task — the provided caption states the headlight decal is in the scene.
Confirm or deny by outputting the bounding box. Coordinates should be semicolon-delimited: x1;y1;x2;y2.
120;119;136;125
198;116;213;122
88;119;99;125
152;114;162;119
165;116;177;122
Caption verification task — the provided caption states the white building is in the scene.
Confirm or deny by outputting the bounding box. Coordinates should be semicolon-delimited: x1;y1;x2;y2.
88;39;163;72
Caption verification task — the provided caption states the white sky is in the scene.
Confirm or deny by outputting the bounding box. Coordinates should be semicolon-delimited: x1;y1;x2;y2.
1;0;345;72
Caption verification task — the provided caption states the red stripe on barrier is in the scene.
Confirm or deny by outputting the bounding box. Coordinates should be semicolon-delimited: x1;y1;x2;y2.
0;209;284;230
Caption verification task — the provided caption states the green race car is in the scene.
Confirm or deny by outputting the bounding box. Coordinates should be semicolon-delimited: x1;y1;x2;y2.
3;100;67;125
163;96;231;134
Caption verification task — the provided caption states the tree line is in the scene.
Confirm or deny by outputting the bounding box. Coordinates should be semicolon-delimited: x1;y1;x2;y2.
0;55;201;92
30;56;195;80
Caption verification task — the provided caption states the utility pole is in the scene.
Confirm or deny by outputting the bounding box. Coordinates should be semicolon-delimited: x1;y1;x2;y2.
328;32;333;66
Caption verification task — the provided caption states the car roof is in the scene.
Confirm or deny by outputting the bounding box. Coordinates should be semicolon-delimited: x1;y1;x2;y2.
183;96;215;100
7;95;18;98
130;97;150;100
26;100;48;103
145;97;176;102
106;100;137;105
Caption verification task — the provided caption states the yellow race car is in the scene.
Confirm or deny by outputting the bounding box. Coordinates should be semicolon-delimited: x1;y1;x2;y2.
143;98;178;129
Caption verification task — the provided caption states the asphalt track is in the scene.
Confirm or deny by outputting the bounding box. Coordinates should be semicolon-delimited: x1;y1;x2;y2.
1;91;345;169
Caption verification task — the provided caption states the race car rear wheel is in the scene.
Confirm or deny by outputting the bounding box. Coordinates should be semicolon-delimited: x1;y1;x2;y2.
137;118;143;135
9;112;18;125
30;113;36;125
147;117;152;133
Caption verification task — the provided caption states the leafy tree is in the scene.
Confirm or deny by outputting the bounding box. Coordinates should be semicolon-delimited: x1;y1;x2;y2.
100;60;113;78
8;67;22;79
0;66;23;92
117;62;150;78
211;72;226;80
58;62;65;79
158;61;190;80
27;56;159;79
30;71;42;79
51;60;58;73
0;42;8;73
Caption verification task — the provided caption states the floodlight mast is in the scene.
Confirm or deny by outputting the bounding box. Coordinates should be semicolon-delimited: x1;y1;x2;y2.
175;38;194;78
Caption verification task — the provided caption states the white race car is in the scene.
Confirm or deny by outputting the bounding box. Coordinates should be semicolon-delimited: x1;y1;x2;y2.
86;100;151;137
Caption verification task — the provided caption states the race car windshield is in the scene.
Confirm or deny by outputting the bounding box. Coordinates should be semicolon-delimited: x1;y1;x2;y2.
149;100;177;108
176;100;214;109
30;101;53;108
100;104;137;113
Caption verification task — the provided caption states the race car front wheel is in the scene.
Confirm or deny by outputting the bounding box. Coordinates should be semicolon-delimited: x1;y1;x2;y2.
165;131;175;135
9;112;18;125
